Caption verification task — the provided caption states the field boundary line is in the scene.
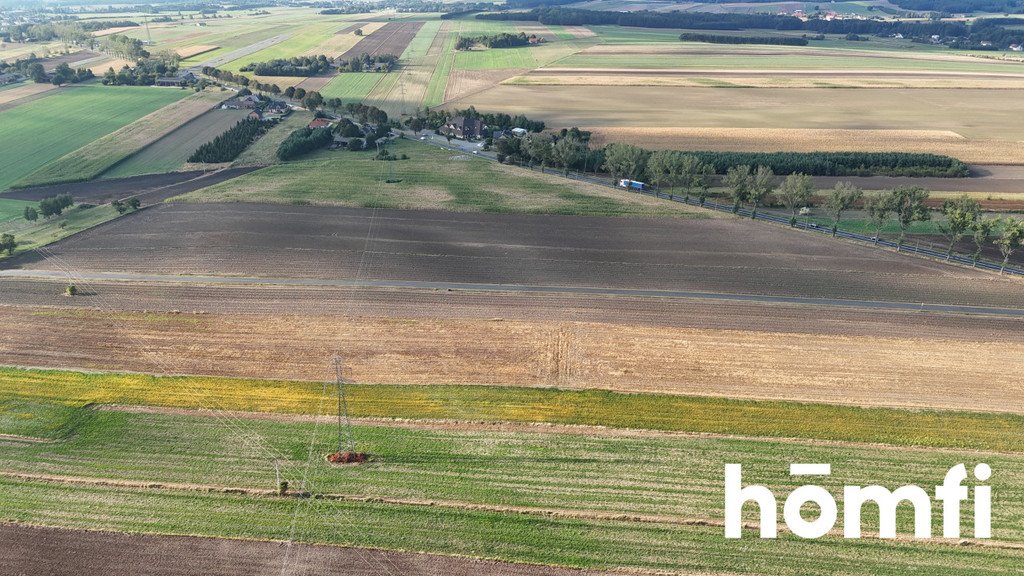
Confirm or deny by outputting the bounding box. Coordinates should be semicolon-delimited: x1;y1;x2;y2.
93;405;1024;457
2;269;1021;318
4;471;1023;552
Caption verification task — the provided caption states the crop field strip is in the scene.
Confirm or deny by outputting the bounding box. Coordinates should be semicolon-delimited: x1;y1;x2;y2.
336;21;425;61
0;524;608;576
0;86;189;192
2;303;1022;413
4;366;1024;450
451;85;1024;164
13;203;1021;307
1;401;1023;574
14;90;227;187
3;406;1024;535
102;108;251;179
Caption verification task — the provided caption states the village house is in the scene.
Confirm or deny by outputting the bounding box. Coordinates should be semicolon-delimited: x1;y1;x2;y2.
155;70;197;87
222;94;263;109
262;100;290;120
442;116;486;140
308;118;333;129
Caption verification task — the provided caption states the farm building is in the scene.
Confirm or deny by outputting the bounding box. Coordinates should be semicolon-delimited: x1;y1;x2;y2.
248;110;264;121
222;94;263;109
263;100;290;120
442;116;486;140
155;71;197;87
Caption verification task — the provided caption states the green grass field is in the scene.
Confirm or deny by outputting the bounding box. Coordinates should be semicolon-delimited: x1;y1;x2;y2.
0;204;122;258
2;374;1024;574
454;46;542;70
319;72;387;101
172;139;700;217
103;108;251;178
401;19;443;59
216;20;353;73
0;198;34;224
0;86;187;191
232;110;313;165
423;30;458;106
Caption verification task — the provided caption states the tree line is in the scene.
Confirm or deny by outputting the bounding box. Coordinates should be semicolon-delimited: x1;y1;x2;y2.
337;53;398;73
679;33;808;46
456;32;534;50
477;7;978;39
679;32;806;45
188;118;269;163
404;106;545;134
240;55;332;77
22;193;74;222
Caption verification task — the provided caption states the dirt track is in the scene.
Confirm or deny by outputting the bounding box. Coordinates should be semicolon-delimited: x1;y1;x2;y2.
0;523;607;576
5;203;1020;308
0;168;260;202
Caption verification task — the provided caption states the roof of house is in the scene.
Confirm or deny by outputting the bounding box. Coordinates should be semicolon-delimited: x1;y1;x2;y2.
308;118;332;129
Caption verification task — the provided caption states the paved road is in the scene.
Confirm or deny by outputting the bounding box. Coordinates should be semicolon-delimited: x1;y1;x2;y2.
4;269;1022;317
188;33;293;71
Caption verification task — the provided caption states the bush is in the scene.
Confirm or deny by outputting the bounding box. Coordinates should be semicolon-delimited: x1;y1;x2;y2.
276;127;334;161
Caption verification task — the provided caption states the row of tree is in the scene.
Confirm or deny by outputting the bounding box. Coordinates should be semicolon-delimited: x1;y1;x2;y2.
240;55;332;77
678;33;808;46
203;67;283;95
404;106;545;134
715;169;1024;271
455;32;534;50
188;118;269;163
49;62;94;85
23;193;74;222
337;53;398;72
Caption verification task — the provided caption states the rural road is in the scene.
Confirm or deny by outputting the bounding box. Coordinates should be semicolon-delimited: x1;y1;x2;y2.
4;269;1023;318
188;33;293;71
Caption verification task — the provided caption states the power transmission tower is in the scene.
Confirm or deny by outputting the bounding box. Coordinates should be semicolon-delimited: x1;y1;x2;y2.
144;15;152;45
333;356;355;454
398;73;407;117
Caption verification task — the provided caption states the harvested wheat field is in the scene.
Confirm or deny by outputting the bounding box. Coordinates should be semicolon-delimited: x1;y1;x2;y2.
585;127;1024;164
1;304;1022;414
506;71;1024;89
453;85;1024;164
175;45;219;59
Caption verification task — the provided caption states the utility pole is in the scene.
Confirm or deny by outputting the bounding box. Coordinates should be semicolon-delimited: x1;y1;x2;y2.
333;356;355;454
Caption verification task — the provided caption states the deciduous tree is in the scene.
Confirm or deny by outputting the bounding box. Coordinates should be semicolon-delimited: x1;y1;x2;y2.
824;181;862;237
890;186;930;251
938;195;980;260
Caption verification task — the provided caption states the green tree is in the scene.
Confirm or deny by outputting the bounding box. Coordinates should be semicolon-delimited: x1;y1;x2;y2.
722;165;752;214
993;217;1024;273
677;155;712;204
970;219;996;267
645;150;677;190
127;197;141;211
890;186;930;252
0;233;16;256
775;173;814;226
863;191;893;245
938;195;980;260
823;181;862;237
111;199;128;214
302;91;323;110
23;206;38;222
551;136;587;177
747;165;777;219
602;143;648;183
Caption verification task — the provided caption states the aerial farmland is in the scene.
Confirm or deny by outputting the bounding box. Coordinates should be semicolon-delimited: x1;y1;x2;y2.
1;0;1024;575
